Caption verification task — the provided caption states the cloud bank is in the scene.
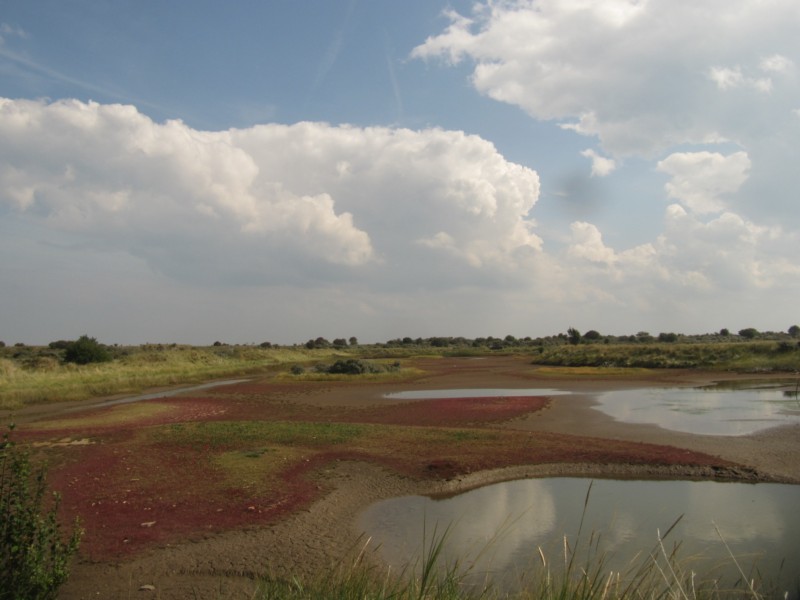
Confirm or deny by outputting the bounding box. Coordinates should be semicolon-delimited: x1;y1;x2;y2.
0;98;541;290
1;92;797;344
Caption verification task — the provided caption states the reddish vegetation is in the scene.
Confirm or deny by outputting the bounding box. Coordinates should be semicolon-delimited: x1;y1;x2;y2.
20;360;739;562
348;395;550;426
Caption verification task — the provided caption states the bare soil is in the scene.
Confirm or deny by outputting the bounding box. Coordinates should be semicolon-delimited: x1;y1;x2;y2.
6;356;798;599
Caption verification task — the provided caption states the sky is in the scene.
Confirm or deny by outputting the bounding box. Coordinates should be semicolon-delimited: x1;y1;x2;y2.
1;0;798;345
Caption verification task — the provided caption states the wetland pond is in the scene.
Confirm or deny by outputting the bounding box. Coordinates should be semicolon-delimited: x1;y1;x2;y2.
370;385;800;595
595;383;800;435
387;383;800;436
359;478;800;596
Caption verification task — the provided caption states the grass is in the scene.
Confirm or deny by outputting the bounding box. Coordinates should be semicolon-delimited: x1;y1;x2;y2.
251;527;789;600
534;341;800;372
153;420;368;449
0;346;349;410
3;340;798;410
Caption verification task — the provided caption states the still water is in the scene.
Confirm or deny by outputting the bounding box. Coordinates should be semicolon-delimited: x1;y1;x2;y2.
359;478;800;596
386;384;800;436
594;385;800;435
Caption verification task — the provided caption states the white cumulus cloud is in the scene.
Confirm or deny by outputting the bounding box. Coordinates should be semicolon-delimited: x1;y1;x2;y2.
656;151;751;214
0;97;541;288
413;0;800;157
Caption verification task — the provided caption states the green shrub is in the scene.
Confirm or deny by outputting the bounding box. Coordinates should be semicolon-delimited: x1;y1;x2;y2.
1;425;82;600
63;335;111;365
327;359;382;375
738;327;759;339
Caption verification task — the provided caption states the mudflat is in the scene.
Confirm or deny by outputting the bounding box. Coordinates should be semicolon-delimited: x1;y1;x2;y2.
8;356;796;599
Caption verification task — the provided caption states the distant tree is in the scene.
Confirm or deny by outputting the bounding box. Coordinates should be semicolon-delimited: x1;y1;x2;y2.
305;337;330;349
738;328;759;339
788;325;800;338
719;328;730;337
212;341;223;347
332;338;348;348
259;341;272;348
63;335;111;365
636;331;654;343
0;341;5;348
583;330;602;341
48;340;71;350
567;327;581;345
658;332;678;343
348;336;358;346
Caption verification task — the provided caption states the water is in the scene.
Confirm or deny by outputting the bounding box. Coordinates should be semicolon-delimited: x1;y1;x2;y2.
359;478;800;596
386;384;800;436
594;386;800;435
385;388;570;400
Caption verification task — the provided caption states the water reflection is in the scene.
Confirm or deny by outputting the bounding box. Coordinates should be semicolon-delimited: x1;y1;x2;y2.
358;479;800;596
594;386;800;435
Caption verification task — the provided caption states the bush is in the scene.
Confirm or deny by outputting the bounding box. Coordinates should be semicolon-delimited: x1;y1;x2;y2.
327;359;381;375
1;425;82;599
63;335;111;365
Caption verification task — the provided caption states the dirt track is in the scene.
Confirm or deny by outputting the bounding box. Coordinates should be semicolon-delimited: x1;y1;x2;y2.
15;356;795;599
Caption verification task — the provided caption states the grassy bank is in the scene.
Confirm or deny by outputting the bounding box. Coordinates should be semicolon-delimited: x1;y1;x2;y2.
0;345;349;410
3;338;799;410
534;340;800;371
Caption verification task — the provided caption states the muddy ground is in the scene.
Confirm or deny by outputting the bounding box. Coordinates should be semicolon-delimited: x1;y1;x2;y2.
5;356;798;599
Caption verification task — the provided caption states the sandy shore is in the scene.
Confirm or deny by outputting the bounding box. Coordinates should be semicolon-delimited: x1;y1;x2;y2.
53;360;800;599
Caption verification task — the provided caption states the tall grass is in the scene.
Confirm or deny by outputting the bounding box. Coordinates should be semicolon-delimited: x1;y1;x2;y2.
535;341;800;372
0;346;346;410
252;530;786;599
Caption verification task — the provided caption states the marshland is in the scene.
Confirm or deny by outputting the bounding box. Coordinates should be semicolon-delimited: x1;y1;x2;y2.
2;331;799;599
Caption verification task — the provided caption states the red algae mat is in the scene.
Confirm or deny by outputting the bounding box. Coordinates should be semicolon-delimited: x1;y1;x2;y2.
15;357;749;562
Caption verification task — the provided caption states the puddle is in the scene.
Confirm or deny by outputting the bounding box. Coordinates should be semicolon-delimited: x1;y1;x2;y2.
594;385;800;435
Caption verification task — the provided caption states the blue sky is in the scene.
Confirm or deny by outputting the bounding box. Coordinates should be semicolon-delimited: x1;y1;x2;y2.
1;1;798;345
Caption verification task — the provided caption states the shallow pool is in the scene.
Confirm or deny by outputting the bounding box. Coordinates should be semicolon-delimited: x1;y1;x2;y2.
594;385;800;435
358;478;800;596
385;383;800;436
